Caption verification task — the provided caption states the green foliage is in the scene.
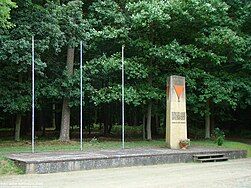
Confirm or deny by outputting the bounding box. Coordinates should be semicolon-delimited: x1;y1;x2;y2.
213;128;225;146
127;0;171;31
0;157;23;175
0;0;17;29
49;0;91;48
0;0;250;138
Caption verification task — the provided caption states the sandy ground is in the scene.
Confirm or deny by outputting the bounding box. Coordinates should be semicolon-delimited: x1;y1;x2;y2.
0;158;250;188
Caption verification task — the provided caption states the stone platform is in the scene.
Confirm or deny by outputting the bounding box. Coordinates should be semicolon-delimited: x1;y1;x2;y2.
7;147;247;174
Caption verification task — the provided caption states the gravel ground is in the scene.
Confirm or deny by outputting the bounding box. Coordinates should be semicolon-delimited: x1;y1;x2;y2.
0;158;250;188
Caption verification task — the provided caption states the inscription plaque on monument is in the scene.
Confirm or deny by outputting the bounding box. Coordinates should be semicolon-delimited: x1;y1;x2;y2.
166;75;187;149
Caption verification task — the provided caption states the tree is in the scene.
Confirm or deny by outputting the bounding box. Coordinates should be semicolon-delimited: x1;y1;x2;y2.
0;0;50;140
0;0;67;140
0;0;16;29
0;0;250;142
48;1;91;141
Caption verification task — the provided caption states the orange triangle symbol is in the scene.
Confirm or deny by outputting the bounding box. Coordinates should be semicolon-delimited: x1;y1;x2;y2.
174;85;184;100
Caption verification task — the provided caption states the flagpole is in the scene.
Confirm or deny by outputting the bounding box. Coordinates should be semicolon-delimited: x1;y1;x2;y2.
80;41;83;151
32;36;35;153
122;45;125;149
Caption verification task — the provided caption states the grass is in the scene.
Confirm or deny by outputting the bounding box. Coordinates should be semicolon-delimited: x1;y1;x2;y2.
0;139;250;175
0;157;23;175
0;139;166;155
192;140;251;157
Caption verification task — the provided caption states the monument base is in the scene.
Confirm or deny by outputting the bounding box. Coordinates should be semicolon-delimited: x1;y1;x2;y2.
7;147;247;174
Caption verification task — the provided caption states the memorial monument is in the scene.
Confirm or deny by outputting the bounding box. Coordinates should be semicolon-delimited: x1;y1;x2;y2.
166;75;187;149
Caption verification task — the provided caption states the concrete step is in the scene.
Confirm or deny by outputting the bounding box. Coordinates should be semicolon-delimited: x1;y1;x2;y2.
195;157;229;163
193;153;225;160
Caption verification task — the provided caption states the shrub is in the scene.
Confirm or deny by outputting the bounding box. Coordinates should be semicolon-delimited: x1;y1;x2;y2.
214;128;225;146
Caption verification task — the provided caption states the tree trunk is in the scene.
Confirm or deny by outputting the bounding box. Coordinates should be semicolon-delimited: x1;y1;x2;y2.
60;100;71;141
154;114;159;135
108;124;113;134
103;104;109;135
155;115;159;128
88;122;92;135
143;114;146;140
23;113;31;136
15;74;23;141
146;102;152;140
108;105;113;134
60;47;75;141
15;114;21;141
210;103;215;133
52;104;56;130
133;114;137;126
205;100;210;139
94;108;98;124
39;107;46;136
211;115;215;133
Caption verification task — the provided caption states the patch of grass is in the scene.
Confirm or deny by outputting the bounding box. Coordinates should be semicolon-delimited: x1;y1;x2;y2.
192;140;251;157
1;139;249;156
0;139;166;155
0;157;23;175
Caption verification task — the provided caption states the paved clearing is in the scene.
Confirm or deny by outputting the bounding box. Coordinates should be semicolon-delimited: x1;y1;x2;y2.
0;158;250;188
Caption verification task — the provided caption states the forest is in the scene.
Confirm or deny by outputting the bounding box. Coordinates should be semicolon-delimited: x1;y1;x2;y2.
0;0;250;142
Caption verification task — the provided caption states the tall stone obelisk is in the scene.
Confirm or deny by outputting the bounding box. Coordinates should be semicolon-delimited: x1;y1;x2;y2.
166;75;187;149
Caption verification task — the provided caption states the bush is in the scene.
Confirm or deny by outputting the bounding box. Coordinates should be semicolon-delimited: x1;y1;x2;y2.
213;128;225;146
